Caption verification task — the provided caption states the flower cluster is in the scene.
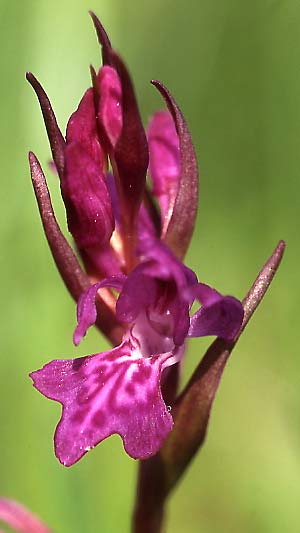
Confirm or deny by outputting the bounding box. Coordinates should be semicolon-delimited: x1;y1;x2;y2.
28;14;244;467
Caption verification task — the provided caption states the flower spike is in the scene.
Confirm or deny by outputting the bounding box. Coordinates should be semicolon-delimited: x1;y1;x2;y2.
151;80;199;260
26;16;285;533
28;15;253;475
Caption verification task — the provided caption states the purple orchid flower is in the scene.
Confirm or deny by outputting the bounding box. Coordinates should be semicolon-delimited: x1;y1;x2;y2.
27;14;244;467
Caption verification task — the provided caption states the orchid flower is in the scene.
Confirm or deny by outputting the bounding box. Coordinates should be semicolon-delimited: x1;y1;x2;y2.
27;13;244;467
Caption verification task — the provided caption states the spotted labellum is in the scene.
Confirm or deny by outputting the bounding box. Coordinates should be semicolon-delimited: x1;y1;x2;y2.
27;13;245;467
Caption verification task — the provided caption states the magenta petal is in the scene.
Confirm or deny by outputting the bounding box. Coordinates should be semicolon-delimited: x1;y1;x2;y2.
188;283;244;340
98;66;122;147
73;277;125;345
30;343;173;465
147;111;180;229
137;200;159;241
0;498;51;533
138;238;197;290
169;297;190;346
62;142;114;248
116;268;158;323
188;282;223;306
151;81;199;260
81;243;123;279
117;240;196;344
66;87;105;168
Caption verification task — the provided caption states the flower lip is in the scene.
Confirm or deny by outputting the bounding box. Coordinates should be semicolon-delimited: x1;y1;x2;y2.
30;342;174;466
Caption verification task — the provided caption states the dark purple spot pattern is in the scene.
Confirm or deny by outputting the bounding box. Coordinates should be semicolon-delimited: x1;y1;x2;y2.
30;342;173;466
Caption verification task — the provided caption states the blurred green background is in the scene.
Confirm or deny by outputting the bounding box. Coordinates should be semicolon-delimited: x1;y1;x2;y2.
0;0;298;531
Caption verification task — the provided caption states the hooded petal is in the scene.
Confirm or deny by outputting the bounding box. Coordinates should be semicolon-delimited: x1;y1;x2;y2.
30;343;174;465
64;87;118;275
117;238;197;345
80;244;123;280
97;65;122;148
62;142;114;248
138;238;197;289
151;81;199;260
66;87;105;168
116;266;158;324
147;110;180;228
188;283;244;340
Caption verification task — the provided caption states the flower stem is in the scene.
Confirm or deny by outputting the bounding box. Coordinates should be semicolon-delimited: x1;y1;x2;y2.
133;456;166;533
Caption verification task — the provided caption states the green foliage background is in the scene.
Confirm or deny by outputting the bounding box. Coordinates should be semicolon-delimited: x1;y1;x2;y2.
0;0;298;531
